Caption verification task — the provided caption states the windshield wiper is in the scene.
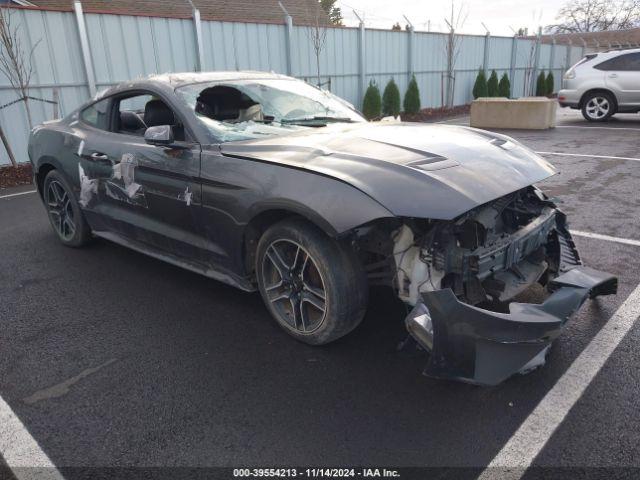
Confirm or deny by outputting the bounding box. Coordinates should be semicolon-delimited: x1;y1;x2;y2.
280;116;354;126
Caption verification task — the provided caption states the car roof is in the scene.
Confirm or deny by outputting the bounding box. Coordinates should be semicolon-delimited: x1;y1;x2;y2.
599;47;640;58
95;70;295;100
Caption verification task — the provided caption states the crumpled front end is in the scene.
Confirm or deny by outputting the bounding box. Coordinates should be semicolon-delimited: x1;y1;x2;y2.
405;265;617;385
376;186;618;385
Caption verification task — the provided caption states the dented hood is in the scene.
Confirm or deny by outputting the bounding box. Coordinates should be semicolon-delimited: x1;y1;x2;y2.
220;123;556;220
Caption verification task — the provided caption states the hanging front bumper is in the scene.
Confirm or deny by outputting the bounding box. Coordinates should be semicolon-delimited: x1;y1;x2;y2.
405;266;618;386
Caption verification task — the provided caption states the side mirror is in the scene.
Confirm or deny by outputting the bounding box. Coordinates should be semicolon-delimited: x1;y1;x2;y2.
144;125;174;146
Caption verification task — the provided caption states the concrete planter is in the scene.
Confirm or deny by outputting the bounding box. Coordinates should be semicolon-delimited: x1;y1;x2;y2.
470;97;556;130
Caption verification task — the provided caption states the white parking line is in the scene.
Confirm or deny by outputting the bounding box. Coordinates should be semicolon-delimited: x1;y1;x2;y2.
0;395;65;480
556;125;640;132
536;151;640;162
0;189;37;199
571;230;640;248
434;120;640;131
478;283;640;480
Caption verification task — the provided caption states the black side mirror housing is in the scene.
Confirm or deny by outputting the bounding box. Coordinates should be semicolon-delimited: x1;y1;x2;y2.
144;125;174;146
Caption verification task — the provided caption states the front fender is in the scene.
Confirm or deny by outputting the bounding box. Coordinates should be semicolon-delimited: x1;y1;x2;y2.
245;179;394;237
201;149;395;238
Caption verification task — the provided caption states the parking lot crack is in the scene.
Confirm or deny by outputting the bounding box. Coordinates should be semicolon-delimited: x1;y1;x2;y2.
22;358;117;405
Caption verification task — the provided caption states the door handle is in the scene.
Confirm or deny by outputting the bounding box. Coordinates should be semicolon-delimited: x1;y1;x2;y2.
90;152;110;163
608;73;618;78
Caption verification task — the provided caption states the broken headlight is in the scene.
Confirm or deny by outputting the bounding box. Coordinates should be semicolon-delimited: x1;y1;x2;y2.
405;302;433;351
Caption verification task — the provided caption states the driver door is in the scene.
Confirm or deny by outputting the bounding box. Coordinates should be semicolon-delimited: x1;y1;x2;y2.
96;91;210;264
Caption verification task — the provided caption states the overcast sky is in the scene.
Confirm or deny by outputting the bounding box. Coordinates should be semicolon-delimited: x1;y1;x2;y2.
336;0;566;37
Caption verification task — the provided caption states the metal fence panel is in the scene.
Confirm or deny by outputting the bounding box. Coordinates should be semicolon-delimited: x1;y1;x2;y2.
538;44;551;71
365;30;410;106
413;33;447;108
0;9;90;165
487;36;513;70
322;27;360;106
456;35;485;73
570;47;584;65
85;13;198;87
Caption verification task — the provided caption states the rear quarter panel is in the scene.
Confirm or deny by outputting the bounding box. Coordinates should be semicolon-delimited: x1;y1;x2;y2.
29;117;84;196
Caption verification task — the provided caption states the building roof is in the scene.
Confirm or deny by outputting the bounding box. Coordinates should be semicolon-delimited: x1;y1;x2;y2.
10;0;330;26
537;28;640;50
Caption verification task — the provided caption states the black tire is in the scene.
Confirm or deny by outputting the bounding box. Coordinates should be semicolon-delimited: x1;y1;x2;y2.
43;169;92;247
256;218;368;345
581;91;616;122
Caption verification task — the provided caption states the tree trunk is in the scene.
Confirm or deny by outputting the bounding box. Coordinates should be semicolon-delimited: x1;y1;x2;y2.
22;96;33;130
446;31;455;108
316;53;321;88
52;88;59;119
0;125;17;167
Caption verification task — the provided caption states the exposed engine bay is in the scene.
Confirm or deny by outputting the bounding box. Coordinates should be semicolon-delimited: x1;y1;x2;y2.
394;186;567;306
353;186;617;385
357;186;568;308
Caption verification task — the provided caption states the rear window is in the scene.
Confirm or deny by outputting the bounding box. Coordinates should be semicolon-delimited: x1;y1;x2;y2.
565;54;597;76
574;54;597;68
80;98;109;130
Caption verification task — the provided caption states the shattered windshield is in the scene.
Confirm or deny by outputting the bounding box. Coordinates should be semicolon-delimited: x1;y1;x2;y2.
175;78;365;143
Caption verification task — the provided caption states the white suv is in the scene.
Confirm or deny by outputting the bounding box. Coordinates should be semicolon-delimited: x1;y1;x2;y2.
558;49;640;122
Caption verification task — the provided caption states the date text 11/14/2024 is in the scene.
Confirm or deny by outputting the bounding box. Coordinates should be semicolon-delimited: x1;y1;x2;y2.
233;468;401;477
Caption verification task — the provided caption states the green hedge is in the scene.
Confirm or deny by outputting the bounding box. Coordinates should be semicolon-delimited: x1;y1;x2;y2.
403;75;421;114
362;80;381;120
535;72;546;96
498;73;510;98
487;70;499;97
382;78;401;117
545;71;555;95
472;69;488;99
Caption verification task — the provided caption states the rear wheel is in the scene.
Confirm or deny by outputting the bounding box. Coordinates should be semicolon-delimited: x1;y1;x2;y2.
256;218;368;345
43;170;92;247
581;92;615;122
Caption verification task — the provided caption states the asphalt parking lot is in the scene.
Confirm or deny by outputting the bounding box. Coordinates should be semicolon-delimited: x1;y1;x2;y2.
1;107;639;479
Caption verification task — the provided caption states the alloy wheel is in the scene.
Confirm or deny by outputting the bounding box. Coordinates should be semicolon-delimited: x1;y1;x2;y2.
261;239;327;333
585;96;610;120
46;180;76;241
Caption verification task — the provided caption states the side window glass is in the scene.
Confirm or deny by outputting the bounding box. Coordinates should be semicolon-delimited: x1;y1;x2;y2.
115;93;186;142
595;58;616;71
625;52;640;71
80;98;109;130
596;53;640;71
115;94;154;137
120;94;154;113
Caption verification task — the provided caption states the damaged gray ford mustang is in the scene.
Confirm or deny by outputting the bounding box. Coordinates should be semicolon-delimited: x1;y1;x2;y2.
29;71;618;385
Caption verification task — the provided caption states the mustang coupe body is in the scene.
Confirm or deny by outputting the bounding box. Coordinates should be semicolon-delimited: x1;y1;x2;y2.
29;71;617;385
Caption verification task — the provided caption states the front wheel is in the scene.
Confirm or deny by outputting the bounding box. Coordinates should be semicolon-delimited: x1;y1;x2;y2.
581;92;616;122
256;218;368;345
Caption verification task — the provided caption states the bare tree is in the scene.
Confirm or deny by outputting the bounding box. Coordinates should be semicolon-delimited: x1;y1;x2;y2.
521;40;537;97
305;3;328;88
442;1;467;108
546;0;640;33
0;123;16;167
0;6;40;131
